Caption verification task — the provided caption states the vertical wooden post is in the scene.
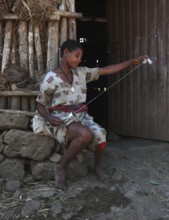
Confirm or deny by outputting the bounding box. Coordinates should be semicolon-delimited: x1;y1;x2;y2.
67;0;77;40
1;20;13;73
11;22;20;110
28;22;36;112
18;20;29;111
18;21;29;70
0;21;6;109
59;0;68;46
47;21;59;71
34;25;44;81
11;22;16;64
28;22;35;80
0;21;3;63
1;20;13;109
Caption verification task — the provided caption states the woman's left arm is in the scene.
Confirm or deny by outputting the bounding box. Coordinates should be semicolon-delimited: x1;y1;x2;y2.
99;55;148;76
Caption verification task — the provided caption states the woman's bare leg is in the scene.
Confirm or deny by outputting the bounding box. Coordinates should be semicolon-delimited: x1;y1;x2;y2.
54;122;93;188
94;145;109;182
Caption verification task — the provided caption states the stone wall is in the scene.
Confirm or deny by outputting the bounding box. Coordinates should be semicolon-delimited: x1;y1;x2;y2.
0;113;88;182
0;113;62;181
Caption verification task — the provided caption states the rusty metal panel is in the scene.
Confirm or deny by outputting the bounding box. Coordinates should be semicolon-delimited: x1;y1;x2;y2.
107;0;169;141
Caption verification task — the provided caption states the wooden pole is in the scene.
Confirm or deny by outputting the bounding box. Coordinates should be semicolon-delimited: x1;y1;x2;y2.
1;12;81;20
1;20;13;73
11;22;20;110
0;109;36;117
18;20;29;111
0;21;3;62
0;91;39;96
28;22;36;112
47;21;59;71
34;25;44;80
59;0;68;46
28;22;35;81
1;20;13;109
11;22;16;64
0;21;6;109
18;21;29;70
67;0;77;40
30;97;36;112
0;98;6;109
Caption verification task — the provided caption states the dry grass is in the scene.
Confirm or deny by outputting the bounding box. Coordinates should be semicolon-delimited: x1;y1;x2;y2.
12;0;59;25
1;64;39;90
0;0;16;16
0;0;8;17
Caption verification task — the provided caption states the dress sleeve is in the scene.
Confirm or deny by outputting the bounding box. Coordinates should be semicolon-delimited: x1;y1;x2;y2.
76;67;100;83
36;71;57;106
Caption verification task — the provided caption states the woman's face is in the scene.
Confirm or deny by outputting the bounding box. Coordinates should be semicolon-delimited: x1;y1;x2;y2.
64;48;83;68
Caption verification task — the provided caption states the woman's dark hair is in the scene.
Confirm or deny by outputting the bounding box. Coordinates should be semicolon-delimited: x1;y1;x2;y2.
60;39;83;57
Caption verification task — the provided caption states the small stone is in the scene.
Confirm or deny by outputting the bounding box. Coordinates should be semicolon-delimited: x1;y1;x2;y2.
5;180;21;192
21;200;40;217
49;153;62;163
13;189;22;199
50;203;62;218
40;190;54;198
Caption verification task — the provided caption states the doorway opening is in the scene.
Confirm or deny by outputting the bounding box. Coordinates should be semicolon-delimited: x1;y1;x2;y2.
76;0;108;129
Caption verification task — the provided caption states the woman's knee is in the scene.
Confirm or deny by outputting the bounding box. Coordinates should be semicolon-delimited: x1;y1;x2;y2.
68;123;93;144
80;127;93;144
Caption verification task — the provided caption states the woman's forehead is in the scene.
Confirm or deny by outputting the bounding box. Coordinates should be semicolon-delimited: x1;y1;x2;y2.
70;48;83;54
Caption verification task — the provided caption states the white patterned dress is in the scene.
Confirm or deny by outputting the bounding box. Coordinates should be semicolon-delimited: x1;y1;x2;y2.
32;66;107;151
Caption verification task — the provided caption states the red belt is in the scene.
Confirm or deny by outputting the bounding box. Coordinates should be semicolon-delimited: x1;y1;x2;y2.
48;104;88;113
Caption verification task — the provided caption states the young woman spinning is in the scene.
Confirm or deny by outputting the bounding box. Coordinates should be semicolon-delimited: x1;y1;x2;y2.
33;39;147;188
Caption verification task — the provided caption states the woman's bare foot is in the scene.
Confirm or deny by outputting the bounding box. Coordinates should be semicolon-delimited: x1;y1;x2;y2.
94;166;110;183
54;164;66;188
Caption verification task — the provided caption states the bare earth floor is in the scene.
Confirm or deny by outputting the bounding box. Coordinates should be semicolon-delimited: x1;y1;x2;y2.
1;137;169;220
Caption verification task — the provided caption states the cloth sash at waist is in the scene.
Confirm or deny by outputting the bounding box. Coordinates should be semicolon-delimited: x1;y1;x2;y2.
48;103;88;113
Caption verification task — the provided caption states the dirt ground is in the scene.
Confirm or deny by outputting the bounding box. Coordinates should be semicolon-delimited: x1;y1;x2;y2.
1;136;169;220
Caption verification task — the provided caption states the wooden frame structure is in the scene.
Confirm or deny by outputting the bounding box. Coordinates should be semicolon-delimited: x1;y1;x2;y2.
0;0;82;112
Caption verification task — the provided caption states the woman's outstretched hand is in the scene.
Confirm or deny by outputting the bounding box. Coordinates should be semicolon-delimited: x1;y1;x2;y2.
131;55;149;65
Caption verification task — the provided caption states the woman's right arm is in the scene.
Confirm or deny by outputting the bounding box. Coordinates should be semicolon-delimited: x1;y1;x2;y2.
37;102;63;126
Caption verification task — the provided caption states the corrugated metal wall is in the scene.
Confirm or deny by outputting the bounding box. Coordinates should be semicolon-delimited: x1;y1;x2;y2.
107;0;169;141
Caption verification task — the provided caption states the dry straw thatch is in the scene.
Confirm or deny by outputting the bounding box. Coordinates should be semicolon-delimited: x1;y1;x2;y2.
1;64;38;90
0;0;16;16
0;0;8;17
12;0;59;25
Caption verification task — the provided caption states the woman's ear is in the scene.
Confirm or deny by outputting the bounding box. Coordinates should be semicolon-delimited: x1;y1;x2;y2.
63;48;68;56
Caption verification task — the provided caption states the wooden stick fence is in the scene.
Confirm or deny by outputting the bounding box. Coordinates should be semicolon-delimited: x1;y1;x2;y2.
0;3;82;112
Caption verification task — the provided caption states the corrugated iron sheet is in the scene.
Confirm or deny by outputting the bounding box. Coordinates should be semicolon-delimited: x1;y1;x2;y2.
107;0;169;141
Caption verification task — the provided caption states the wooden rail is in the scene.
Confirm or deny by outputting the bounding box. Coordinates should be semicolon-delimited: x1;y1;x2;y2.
1;11;82;20
0;91;39;96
